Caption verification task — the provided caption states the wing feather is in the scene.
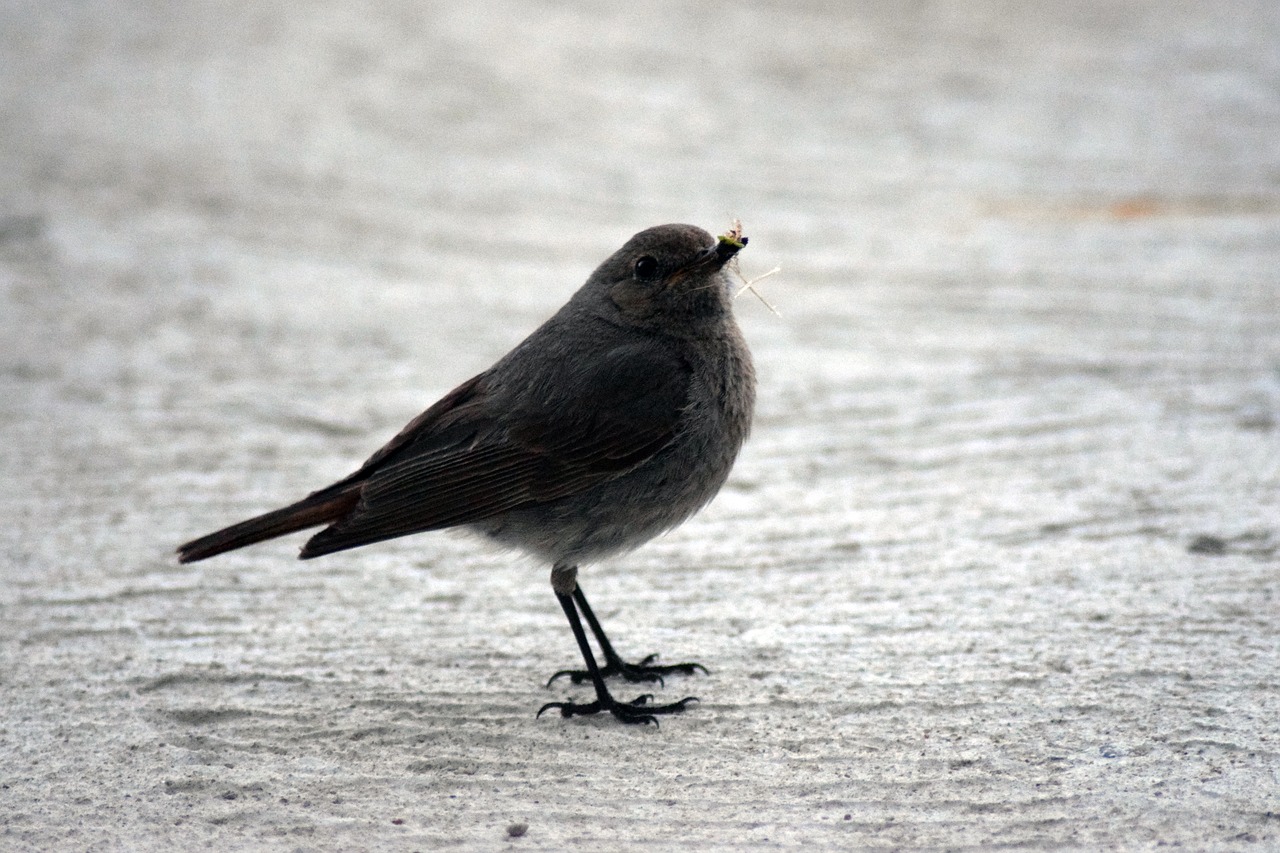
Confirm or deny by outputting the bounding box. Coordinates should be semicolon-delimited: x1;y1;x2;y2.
299;341;690;558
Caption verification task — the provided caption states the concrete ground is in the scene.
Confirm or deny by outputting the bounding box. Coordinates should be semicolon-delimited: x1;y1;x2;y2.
2;1;1278;849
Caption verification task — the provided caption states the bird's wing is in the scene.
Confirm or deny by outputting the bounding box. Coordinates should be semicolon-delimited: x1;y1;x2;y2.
299;342;690;557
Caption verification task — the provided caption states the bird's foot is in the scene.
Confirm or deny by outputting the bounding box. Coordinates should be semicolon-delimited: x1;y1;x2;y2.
546;653;708;688
537;692;698;727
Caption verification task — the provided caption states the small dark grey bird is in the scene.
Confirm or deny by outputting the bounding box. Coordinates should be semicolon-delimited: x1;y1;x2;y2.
178;223;756;725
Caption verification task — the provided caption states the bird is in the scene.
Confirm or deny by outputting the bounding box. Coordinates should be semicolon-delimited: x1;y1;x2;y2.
177;223;756;725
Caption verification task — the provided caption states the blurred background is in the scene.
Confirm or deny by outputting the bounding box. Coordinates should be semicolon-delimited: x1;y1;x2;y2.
2;1;1277;848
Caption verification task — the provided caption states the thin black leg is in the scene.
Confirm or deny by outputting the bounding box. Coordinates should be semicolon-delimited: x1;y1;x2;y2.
537;590;697;726
546;584;708;687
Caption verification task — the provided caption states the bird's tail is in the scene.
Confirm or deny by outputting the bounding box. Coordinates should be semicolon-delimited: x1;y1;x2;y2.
176;488;360;563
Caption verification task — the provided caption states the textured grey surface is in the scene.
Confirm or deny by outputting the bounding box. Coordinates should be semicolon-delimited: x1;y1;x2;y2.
2;1;1279;850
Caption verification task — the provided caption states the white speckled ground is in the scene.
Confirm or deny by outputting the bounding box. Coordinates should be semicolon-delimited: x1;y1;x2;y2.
3;1;1278;849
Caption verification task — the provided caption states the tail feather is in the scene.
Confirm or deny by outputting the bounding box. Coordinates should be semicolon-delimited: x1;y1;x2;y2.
177;489;360;563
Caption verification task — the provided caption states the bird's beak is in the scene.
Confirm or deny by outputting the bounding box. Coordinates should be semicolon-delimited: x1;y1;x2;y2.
687;235;748;274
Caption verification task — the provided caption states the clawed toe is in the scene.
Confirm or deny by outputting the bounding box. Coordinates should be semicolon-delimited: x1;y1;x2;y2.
546;654;708;687
537;693;698;726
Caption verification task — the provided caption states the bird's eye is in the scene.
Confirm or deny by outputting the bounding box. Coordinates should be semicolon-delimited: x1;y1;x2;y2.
633;255;661;281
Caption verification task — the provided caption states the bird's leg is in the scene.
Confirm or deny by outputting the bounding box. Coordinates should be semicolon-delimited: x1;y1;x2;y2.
538;564;697;725
546;583;708;686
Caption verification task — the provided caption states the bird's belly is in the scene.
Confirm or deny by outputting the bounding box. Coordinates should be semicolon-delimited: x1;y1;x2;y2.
469;431;737;566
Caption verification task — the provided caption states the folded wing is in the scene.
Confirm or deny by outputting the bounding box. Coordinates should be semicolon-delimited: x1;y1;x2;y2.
299;342;690;558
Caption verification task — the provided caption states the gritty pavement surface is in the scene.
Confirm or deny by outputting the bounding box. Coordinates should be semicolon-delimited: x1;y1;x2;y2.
2;1;1279;850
